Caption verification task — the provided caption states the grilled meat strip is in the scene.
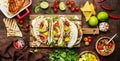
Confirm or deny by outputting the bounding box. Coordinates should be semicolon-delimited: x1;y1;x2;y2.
8;0;25;13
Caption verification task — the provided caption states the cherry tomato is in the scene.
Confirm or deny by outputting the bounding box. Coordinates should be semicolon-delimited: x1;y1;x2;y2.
84;37;88;42
24;28;29;32
71;1;75;5
19;20;24;25
88;39;92;43
55;0;58;5
55;4;59;9
25;23;29;28
75;6;80;11
68;4;72;9
53;8;58;13
66;0;70;5
71;7;75;12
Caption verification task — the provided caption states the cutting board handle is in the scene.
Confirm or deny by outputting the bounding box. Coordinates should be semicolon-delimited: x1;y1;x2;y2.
17;8;30;19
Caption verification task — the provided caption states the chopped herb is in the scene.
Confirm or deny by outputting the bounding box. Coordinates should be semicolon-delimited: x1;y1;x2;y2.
53;16;59;21
69;17;74;21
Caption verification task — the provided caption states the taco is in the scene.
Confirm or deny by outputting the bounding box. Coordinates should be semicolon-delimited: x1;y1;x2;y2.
32;16;51;44
75;24;83;44
48;16;64;47
61;16;78;47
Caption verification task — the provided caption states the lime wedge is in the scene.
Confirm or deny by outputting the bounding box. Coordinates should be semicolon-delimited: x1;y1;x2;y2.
40;1;49;9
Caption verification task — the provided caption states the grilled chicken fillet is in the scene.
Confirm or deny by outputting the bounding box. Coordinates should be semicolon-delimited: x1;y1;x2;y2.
8;0;25;13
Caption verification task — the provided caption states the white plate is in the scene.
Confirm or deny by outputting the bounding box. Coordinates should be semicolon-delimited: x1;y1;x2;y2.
0;0;32;18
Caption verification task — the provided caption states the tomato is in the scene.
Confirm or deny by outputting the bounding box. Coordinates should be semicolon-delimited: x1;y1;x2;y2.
68;4;72;9
54;1;58;5
97;45;104;50
66;0;70;5
78;33;81;38
24;28;29;32
71;7;75;12
75;6;80;11
64;21;70;26
53;8;58;13
88;39;92;43
54;21;59;26
19;20;24;25
55;4;59;9
25;23;29;28
71;1;75;5
54;28;58;32
40;35;46;42
84;37;88;42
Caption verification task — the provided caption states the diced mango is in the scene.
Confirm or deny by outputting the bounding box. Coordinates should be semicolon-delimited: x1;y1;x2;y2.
64;26;70;31
54;37;59;41
43;31;48;36
64;37;70;42
53;31;57;35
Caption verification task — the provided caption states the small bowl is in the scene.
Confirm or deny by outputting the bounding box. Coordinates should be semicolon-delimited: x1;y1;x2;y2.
13;38;25;50
78;51;100;61
96;37;115;56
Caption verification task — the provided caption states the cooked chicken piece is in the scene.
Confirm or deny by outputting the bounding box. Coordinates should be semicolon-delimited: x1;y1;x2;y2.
8;0;25;13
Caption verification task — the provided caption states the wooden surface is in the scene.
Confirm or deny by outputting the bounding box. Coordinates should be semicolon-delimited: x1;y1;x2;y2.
0;0;120;61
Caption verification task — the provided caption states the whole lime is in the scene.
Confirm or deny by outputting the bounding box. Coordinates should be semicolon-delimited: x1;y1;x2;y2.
88;16;98;27
97;11;108;22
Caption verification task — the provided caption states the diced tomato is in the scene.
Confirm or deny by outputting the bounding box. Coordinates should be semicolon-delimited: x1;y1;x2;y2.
40;21;44;27
78;33;81;38
54;21;59;26
64;21;70;26
97;45;104;50
39;35;46;42
54;28;58;32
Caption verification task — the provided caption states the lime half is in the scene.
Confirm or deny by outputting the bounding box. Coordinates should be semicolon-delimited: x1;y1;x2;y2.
40;1;49;9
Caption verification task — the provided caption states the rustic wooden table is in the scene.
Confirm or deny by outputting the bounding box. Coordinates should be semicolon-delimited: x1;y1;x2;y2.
0;0;120;61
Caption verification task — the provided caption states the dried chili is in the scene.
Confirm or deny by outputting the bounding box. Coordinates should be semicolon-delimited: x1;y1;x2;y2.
108;13;120;19
92;0;97;10
100;4;112;11
98;0;105;3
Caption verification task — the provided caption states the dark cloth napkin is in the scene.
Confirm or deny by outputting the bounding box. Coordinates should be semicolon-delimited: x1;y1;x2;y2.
0;40;44;61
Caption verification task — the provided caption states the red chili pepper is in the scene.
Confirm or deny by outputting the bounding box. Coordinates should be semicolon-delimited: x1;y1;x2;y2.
108;13;120;19
98;0;105;3
92;0;97;10
100;4;112;11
